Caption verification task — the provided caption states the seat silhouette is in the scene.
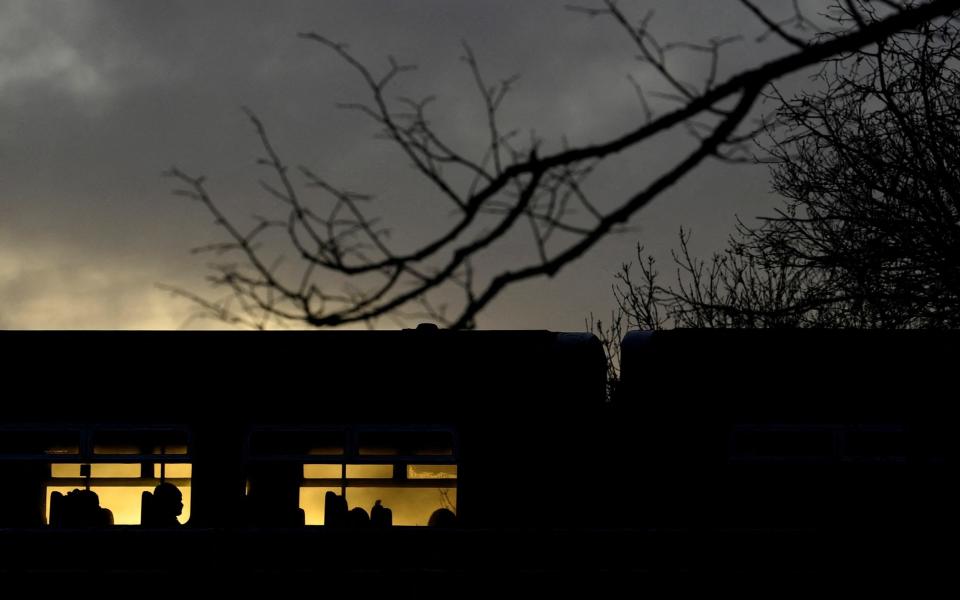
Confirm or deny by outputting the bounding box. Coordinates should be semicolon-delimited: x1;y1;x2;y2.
324;491;349;528
49;489;113;527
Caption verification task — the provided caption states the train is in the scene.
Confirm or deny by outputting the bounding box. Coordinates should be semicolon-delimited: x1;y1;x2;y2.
0;327;954;579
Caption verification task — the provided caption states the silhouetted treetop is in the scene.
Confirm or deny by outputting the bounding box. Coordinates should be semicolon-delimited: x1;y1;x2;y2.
615;5;960;329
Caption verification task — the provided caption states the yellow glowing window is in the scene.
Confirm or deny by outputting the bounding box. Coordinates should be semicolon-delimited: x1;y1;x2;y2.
46;485;192;526
303;464;458;480
407;464;458;479
302;464;397;479
46;462;192;525
52;463;192;479
347;487;456;526
52;463;141;478
299;487;456;526
345;464;394;479
303;464;342;479
250;428;457;527
154;464;192;478
298;463;457;525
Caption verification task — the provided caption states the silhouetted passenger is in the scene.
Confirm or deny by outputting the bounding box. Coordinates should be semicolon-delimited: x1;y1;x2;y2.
348;506;370;528
370;499;392;528
428;508;457;528
51;489;113;528
324;491;348;528
142;482;183;527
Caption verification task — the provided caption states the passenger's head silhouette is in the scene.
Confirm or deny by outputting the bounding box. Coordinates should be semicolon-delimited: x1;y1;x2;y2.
428;508;457;528
348;506;370;528
153;482;183;525
72;489;100;514
371;499;393;528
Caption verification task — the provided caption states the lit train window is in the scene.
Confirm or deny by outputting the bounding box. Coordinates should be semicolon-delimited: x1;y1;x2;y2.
299;464;457;526
46;464;192;526
247;427;457;527
407;464;458;479
0;427;192;527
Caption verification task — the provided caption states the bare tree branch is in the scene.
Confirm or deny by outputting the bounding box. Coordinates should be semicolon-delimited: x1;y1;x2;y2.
614;10;960;330
167;0;960;329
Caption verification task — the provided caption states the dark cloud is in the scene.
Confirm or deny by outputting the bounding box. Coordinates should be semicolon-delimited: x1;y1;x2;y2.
0;1;819;329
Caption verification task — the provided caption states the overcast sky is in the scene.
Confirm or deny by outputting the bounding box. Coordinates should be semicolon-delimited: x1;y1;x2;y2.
1;0;826;330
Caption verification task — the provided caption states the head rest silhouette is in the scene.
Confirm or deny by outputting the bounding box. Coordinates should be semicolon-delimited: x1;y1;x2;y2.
69;489;100;510
428;508;457;528
348;506;370;528
61;489;111;527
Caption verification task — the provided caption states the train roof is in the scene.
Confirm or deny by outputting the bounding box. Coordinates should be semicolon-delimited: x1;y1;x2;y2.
0;329;606;424
618;328;959;420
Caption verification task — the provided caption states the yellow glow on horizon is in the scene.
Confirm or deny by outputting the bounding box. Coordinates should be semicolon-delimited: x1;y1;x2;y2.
92;464;141;478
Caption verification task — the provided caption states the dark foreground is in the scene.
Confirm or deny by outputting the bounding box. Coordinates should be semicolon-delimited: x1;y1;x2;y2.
1;527;950;585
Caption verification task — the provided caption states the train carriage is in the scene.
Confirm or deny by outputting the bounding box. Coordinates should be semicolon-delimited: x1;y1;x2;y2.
611;329;955;532
0;328;610;576
0;327;954;579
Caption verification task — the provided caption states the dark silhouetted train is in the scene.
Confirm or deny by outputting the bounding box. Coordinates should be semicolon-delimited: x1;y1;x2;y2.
0;328;954;580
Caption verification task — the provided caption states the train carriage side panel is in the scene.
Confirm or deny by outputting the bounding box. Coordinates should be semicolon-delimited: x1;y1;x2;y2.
614;329;956;531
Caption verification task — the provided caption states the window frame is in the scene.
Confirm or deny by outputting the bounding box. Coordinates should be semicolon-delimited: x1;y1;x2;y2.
0;424;194;526
245;425;459;489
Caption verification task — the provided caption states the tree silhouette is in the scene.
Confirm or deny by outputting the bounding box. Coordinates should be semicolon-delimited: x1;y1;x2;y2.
615;4;960;330
164;0;958;329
